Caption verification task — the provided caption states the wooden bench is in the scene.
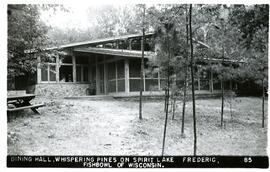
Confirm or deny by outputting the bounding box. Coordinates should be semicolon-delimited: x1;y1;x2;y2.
7;100;18;104
7;103;45;112
7;94;45;114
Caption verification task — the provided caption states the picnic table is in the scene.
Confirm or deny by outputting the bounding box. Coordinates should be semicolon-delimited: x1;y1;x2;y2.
7;94;44;114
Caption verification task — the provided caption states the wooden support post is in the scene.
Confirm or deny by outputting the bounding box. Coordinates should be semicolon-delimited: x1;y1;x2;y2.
47;65;50;82
116;41;119;49
36;54;41;83
115;60;118;93
125;59;130;93
128;39;132;50
88;57;92;82
95;55;100;94
104;55;108;94
72;53;76;82
56;53;59;82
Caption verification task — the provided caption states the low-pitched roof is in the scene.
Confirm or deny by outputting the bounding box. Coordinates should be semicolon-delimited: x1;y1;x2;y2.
25;32;155;53
59;32;155;49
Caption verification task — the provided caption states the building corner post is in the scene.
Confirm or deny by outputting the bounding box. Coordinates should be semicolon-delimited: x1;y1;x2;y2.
56;53;59;82
125;59;130;93
95;55;101;94
71;50;76;82
36;54;41;83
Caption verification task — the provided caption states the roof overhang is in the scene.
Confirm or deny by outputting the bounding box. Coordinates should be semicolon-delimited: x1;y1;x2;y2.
198;57;245;64
74;47;155;58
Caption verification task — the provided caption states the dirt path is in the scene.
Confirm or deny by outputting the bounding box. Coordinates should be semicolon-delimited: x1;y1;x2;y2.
7;97;268;155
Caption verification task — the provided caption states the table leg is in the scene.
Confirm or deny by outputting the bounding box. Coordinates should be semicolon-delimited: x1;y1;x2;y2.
31;107;40;114
22;101;40;114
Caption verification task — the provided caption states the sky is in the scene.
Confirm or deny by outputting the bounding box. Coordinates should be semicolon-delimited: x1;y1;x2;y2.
40;4;94;30
40;4;131;31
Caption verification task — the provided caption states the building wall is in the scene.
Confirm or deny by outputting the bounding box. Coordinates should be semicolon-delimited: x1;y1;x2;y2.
35;83;90;98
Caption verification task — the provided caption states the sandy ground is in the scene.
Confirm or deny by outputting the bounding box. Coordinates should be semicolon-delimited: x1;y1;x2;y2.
7;97;267;156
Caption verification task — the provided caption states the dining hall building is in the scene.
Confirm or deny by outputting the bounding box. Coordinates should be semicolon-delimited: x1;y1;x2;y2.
20;32;239;98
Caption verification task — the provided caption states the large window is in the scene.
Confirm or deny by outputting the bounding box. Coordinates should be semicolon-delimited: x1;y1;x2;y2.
195;66;210;90
76;56;88;64
108;62;116;93
83;67;89;82
76;65;89;82
76;56;89;83
76;66;81;82
107;60;126;92
39;55;90;83
129;59;160;92
59;65;73;82
40;57;56;82
59;56;73;82
49;65;56;81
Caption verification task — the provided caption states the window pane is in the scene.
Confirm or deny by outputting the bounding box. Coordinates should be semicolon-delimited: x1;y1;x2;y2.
131;39;141;50
108;80;116;92
41;65;48;81
108;62;116;80
99;64;104;81
145;67;159;78
200;79;209;90
76;56;89;64
117;79;125;92
130;79;142;91
60;65;73;82
83;67;89;82
97;54;103;62
117;60;125;79
145;79;158;91
76;66;81;82
100;81;104;93
61;56;72;63
49;65;56;81
129;59;140;78
224;81;231;90
213;80;221;90
160;79;166;90
92;66;96;81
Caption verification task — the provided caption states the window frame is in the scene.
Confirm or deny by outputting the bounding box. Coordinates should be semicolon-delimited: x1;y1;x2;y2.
75;64;90;83
40;62;57;83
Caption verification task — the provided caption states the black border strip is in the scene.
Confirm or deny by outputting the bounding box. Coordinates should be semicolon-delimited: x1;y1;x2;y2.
7;156;269;168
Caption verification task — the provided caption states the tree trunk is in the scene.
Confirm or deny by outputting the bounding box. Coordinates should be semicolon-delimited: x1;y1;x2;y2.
162;35;171;155
262;79;265;128
221;79;224;127
181;5;189;135
162;67;170;155
189;4;197;156
230;100;233;120
139;6;145;120
220;22;225;128
181;74;187;134
172;98;176;120
164;89;168;112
